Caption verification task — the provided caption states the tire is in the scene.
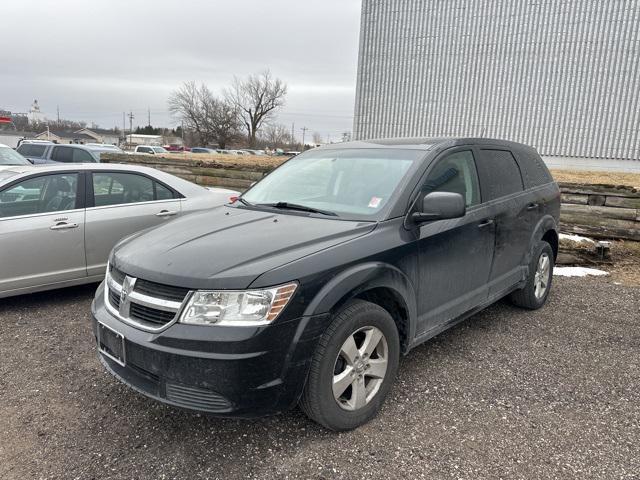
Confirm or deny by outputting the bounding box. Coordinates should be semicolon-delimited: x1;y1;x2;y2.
509;240;554;310
299;299;400;431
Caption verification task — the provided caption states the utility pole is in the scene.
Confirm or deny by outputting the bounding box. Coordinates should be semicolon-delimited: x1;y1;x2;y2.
300;126;308;150
148;107;151;127
128;111;135;142
291;122;295;147
56;105;60;126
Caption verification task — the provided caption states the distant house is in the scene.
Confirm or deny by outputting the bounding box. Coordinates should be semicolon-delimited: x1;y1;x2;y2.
34;128;120;145
75;128;120;145
34;130;96;144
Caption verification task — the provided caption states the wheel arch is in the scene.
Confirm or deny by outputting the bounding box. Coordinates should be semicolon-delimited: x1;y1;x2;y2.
529;215;559;262
303;262;417;353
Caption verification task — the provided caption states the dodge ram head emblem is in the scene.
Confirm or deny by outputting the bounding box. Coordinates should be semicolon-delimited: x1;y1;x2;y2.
118;276;137;317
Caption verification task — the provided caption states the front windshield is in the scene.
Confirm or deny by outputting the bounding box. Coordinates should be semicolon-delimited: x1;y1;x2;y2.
0;147;30;165
242;148;424;220
152;147;167;153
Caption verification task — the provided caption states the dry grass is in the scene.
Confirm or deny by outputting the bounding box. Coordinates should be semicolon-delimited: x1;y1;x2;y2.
607;240;640;287
551;169;640;188
131;152;288;170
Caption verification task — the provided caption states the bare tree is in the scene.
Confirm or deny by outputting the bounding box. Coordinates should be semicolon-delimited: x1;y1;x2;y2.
312;131;323;144
202;96;241;149
168;81;212;145
261;123;292;148
169;81;241;147
225;70;287;148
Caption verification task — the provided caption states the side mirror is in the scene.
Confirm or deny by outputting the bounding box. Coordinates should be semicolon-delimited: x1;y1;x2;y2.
412;192;466;224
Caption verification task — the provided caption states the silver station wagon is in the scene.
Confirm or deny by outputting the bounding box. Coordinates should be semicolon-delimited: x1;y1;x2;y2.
0;163;237;298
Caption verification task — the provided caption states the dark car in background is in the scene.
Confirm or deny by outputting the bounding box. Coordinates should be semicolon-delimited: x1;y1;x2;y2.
92;137;560;431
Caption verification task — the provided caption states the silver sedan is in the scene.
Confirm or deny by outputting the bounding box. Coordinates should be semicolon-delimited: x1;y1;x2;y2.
0;163;238;298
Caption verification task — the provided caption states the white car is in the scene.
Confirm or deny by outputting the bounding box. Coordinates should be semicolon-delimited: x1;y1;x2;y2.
134;145;168;155
0;143;31;166
0;163;238;298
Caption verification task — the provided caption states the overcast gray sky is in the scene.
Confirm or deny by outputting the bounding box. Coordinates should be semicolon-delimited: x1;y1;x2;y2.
2;0;361;142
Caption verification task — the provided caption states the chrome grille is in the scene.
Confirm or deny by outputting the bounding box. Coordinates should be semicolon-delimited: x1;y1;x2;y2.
105;268;190;332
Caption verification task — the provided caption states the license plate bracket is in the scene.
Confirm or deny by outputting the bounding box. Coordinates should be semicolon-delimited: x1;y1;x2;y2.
97;322;126;367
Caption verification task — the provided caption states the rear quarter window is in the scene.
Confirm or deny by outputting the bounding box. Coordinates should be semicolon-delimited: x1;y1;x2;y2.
476;149;524;201
514;149;554;188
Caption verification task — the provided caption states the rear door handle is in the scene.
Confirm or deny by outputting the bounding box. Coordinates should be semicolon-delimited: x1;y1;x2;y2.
526;203;539;211
156;210;178;217
478;219;494;228
50;222;79;231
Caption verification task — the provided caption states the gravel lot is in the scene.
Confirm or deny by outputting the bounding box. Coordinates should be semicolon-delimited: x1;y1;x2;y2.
1;277;638;480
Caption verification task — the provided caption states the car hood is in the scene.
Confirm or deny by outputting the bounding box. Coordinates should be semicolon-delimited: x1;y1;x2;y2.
112;206;376;290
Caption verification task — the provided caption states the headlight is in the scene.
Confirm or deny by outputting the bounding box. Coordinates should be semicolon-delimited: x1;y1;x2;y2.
179;283;298;326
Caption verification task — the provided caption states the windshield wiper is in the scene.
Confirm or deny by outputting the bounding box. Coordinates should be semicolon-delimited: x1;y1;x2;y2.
236;197;253;207
258;202;338;217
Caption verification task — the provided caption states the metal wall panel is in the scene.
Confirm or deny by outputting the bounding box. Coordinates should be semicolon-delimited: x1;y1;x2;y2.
353;0;640;160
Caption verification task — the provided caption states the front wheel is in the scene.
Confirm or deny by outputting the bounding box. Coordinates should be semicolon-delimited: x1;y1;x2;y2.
299;300;400;431
509;240;554;309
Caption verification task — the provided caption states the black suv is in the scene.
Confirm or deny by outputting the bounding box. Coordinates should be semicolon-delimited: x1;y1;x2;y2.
92;138;560;430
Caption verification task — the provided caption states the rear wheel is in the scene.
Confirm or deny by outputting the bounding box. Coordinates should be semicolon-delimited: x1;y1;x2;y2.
300;300;400;431
509;241;554;309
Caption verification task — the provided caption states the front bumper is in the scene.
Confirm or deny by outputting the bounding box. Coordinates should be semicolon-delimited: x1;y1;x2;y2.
91;281;329;417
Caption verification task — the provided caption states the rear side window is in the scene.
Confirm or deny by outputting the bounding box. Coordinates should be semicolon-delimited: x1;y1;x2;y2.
51;146;74;163
92;172;174;206
476;149;524;201
17;144;47;158
72;149;95;163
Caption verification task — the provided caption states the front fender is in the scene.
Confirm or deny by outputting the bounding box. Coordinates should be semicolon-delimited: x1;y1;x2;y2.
303;262;418;346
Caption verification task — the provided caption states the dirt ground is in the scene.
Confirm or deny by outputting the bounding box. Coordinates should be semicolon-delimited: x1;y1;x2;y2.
559;235;640;287
1;277;639;480
551;169;640;188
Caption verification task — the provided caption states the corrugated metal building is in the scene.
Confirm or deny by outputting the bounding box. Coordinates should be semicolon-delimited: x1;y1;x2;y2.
353;0;640;161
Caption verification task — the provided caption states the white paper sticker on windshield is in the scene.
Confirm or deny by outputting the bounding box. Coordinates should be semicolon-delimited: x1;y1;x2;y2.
368;196;382;208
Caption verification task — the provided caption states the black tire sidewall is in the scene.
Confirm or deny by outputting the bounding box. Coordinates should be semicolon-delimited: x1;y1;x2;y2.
313;301;400;430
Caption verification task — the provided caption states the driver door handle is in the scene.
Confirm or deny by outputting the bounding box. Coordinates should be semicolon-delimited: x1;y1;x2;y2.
50;222;79;231
526;203;539;211
156;210;178;217
478;219;494;228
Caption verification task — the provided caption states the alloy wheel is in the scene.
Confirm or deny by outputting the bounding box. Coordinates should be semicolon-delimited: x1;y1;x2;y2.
534;252;551;299
332;326;388;411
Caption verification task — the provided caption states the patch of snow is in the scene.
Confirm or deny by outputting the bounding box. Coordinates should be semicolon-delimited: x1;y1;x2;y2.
559;233;596;244
554;266;609;277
